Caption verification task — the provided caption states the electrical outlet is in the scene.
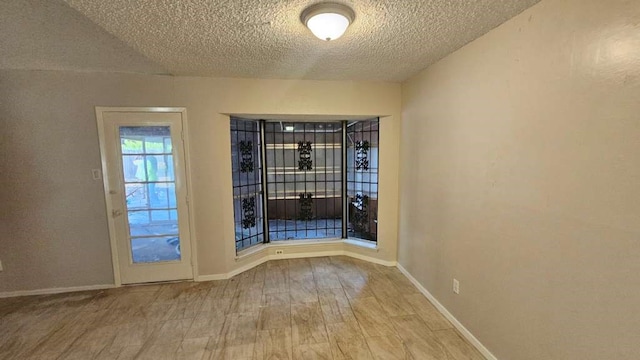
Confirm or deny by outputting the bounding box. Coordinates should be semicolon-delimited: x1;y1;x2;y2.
91;169;102;180
275;250;284;255
453;279;460;294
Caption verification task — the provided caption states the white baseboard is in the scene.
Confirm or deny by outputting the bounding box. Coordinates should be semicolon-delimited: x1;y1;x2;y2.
0;284;116;299
396;263;497;360
195;273;230;281
1;251;393;298
270;250;343;260
196;250;396;282
347;251;396;267
275;250;396;267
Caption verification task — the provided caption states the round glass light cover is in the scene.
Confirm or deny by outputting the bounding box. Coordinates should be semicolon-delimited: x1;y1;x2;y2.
306;12;350;41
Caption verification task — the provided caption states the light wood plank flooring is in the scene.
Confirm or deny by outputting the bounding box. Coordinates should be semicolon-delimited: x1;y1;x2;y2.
0;256;485;360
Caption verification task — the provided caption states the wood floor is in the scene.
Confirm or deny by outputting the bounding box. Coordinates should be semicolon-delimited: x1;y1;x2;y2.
0;256;485;360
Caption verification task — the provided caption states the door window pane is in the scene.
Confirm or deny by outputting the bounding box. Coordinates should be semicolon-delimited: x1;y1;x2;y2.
120;126;182;263
131;236;181;263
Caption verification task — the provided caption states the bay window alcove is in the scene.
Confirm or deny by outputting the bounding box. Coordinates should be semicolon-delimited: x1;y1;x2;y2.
230;117;379;252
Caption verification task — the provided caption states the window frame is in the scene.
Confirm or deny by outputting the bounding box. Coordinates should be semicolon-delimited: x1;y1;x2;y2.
230;117;380;253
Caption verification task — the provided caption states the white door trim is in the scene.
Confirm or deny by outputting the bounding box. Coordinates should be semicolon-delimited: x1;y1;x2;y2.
95;107;198;286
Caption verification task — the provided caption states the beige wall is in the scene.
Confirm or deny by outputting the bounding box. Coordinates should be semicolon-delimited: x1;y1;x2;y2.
399;0;640;359
0;71;401;292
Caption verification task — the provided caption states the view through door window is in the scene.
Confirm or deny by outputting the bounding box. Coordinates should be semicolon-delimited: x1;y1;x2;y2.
120;126;181;262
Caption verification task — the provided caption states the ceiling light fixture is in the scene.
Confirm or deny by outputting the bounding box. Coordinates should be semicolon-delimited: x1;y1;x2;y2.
301;3;355;41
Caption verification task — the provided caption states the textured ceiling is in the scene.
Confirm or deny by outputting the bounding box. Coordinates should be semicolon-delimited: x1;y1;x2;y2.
0;0;167;74
22;0;540;82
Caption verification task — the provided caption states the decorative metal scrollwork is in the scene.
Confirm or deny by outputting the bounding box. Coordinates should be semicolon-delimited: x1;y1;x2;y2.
355;140;370;171
239;140;254;173
352;193;369;232
298;193;313;221
297;141;313;171
241;196;256;229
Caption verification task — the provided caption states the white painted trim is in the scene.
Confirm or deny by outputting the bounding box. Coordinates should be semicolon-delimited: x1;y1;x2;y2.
271;250;344;261
235;240;383;260
396;264;497;360
235;244;269;260
228;255;271;278
0;250;394;298
95;108;122;287
95;107;198;286
197;249;395;281
197;255;270;281
95;106;187;113
195;274;229;282
343;238;379;251
179;108;199;280
0;284;115;299
347;252;396;266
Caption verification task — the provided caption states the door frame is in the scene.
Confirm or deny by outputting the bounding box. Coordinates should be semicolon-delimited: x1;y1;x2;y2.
96;107;198;287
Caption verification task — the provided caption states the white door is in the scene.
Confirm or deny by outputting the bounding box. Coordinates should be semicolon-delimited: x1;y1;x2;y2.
97;109;193;284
